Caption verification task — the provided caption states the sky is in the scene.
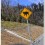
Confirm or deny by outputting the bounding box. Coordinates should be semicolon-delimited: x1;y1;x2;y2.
9;0;44;6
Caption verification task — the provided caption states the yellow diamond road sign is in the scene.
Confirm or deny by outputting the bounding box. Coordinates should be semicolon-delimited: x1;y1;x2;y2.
20;8;32;20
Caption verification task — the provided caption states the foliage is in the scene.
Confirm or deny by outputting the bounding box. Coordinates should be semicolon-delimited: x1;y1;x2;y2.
1;0;44;26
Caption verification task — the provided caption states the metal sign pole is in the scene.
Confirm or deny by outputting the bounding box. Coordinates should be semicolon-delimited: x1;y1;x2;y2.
27;20;32;45
27;20;29;33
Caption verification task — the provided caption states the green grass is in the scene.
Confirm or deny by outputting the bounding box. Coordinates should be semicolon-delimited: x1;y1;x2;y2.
1;21;28;29
1;21;42;29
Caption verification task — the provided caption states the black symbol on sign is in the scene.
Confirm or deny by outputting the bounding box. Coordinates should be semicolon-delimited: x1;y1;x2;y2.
23;12;29;16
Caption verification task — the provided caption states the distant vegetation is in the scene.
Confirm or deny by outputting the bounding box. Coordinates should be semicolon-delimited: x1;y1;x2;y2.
1;0;44;26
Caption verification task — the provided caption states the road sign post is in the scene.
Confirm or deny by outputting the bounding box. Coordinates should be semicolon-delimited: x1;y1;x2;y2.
27;20;33;45
27;20;29;33
20;8;32;45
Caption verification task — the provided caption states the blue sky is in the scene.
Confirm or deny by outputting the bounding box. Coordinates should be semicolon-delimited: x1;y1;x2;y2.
9;0;44;6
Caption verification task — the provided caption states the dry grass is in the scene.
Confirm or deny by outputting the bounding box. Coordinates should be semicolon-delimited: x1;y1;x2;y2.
1;31;29;45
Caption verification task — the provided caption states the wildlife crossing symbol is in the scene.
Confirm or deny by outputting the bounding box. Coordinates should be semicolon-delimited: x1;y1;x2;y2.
20;8;32;20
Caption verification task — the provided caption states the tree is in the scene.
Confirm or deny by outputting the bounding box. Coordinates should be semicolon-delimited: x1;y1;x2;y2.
1;0;11;20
